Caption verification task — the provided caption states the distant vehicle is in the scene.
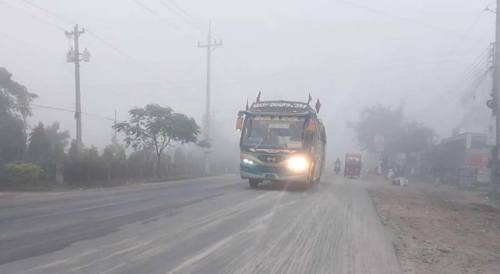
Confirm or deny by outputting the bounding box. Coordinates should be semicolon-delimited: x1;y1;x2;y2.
235;97;326;189
334;163;341;175
344;153;362;178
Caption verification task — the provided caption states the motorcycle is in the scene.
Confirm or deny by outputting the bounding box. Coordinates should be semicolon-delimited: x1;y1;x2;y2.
334;164;340;174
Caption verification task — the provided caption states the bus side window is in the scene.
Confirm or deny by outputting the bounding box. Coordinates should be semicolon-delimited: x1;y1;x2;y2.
245;119;252;137
303;119;315;147
319;124;327;143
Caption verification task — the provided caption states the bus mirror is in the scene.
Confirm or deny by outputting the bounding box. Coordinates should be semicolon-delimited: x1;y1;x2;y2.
236;117;243;131
307;119;316;131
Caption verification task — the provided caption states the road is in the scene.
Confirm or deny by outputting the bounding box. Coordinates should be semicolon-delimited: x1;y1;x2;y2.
0;174;402;274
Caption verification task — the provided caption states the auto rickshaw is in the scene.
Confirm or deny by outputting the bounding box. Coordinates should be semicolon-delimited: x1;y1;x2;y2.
344;153;362;178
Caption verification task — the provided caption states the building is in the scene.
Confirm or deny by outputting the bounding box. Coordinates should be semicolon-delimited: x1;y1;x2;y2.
429;132;489;184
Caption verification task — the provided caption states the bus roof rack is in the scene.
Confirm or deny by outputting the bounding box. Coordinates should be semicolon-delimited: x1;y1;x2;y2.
238;100;318;117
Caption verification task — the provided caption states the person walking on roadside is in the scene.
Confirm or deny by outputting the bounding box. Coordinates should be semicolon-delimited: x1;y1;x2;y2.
381;156;389;179
432;166;441;187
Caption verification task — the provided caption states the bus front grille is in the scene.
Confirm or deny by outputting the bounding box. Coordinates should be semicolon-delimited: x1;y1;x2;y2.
256;166;288;174
257;155;285;163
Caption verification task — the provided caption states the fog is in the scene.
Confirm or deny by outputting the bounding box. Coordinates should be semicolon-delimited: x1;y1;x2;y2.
0;0;495;158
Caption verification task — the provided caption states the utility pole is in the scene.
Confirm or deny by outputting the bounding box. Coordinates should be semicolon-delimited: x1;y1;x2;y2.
65;25;90;151
105;110;117;139
198;20;222;174
489;42;497;195
114;109;117;134
491;0;500;196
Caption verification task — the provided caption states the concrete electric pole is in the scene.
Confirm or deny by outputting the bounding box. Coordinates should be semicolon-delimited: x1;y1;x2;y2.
490;0;500;195
65;24;90;151
105;109;117;134
198;20;222;174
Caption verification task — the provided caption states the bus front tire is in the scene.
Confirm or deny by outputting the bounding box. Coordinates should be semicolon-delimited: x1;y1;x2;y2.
249;179;260;188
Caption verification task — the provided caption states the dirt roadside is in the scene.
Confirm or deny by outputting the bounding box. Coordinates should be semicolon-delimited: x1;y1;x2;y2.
364;175;500;274
0;173;231;197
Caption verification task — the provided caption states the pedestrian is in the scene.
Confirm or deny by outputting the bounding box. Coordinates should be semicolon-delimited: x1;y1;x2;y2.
432;166;441;187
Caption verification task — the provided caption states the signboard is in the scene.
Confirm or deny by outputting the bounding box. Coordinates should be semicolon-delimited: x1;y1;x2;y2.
470;134;487;149
477;167;490;184
458;166;477;189
487;116;497;146
465;150;489;168
250;101;313;113
374;135;384;152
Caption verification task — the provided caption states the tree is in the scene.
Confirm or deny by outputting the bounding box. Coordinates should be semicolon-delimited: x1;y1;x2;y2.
173;147;187;174
0;67;38;120
114;104;200;178
396;121;435;154
27;122;52;163
27;122;70;183
0;67;38;164
44;122;71;159
0;116;26;163
128;149;152;179
102;134;126;182
79;145;101;183
348;104;434;155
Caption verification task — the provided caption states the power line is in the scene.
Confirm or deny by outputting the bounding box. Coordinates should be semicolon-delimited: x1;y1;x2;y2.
0;29;61;59
445;7;489;58
431;70;491;127
441;51;491;97
31;104;113;127
84;30;139;61
0;0;65;31
444;67;490;105
414;4;493;103
417;23;496;115
334;0;461;36
163;0;209;34
458;69;491;101
13;0;177;84
421;58;490;115
157;0;206;34
72;55;484;90
416;44;493;116
418;63;490;117
19;0;142;62
21;0;73;24
133;0;179;30
0;0;102;56
155;0;256;76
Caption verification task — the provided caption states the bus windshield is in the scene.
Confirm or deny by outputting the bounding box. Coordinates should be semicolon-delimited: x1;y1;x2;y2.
241;116;305;149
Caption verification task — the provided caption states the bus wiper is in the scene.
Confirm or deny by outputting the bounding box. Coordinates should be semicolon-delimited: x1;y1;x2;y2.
275;129;291;151
254;128;291;151
254;129;272;149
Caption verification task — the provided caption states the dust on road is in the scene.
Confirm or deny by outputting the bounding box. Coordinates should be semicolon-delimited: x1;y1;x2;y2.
364;175;500;274
0;175;402;274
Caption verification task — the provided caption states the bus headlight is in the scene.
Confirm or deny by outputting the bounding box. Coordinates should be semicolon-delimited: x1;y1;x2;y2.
241;158;254;165
287;156;308;171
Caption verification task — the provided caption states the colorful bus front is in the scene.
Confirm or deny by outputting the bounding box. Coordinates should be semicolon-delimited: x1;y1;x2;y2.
236;100;326;188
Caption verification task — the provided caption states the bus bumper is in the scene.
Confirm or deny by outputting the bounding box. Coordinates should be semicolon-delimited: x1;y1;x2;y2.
240;165;309;182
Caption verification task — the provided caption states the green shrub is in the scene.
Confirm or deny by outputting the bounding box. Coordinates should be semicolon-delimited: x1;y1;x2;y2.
2;163;44;184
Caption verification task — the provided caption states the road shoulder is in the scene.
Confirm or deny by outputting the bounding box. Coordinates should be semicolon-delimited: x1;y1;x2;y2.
0;174;232;197
363;175;500;274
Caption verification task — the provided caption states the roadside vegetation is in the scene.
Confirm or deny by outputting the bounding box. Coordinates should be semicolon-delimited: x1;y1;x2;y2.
347;103;435;156
0;67;237;191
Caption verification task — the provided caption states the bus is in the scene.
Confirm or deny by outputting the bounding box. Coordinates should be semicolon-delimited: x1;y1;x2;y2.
235;100;326;188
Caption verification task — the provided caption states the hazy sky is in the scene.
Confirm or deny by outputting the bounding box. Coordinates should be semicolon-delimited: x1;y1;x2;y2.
0;0;496;154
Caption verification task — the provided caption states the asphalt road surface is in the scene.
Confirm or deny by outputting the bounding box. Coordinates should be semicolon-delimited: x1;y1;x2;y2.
0;174;402;274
